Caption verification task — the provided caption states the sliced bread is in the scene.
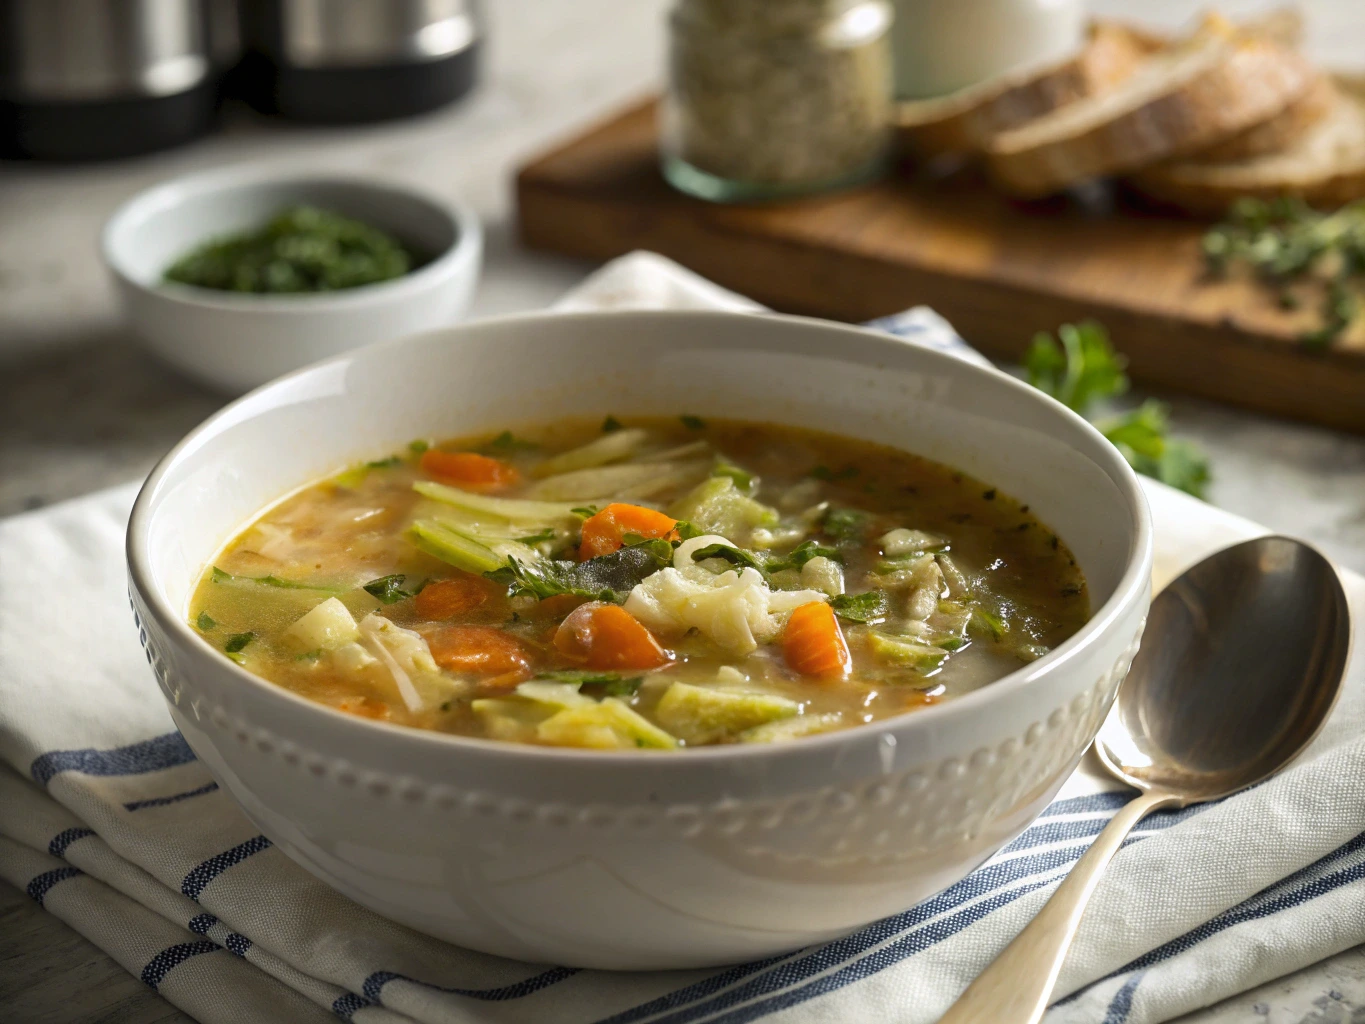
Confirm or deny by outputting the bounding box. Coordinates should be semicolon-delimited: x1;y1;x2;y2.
1191;73;1336;163
984;17;1317;197
894;21;1162;156
1130;77;1365;215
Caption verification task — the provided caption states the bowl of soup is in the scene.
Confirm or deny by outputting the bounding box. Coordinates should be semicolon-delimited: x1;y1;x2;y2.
127;309;1152;969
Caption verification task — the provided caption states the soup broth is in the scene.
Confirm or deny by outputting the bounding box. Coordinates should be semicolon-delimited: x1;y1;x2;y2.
189;417;1088;749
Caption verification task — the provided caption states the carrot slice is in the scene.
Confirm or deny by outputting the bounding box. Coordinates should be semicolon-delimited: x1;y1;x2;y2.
578;503;679;560
428;625;533;687
553;602;672;670
420;450;520;493
414;574;498;620
783;602;852;679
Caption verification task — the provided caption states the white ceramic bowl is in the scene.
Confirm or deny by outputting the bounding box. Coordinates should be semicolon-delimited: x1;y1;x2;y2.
101;167;482;393
127;310;1152;970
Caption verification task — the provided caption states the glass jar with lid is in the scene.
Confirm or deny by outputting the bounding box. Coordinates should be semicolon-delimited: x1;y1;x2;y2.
661;0;895;203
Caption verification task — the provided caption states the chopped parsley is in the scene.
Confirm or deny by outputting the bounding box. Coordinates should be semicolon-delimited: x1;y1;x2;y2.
680;414;706;430
820;506;870;544
224;632;255;663
542;670;645;698
408;439;430;455
295;649;323;662
485;430;537;453
211;567;338;591
485;544;673;603
362;574;413;604
810;465;858;481
365;456;402;470
830;591;889;624
602;415;623;433
571;505;601;519
517;528;559;545
195;611;216;632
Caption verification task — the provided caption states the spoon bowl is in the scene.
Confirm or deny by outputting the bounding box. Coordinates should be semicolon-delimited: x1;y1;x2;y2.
940;535;1352;1023
1097;535;1352;802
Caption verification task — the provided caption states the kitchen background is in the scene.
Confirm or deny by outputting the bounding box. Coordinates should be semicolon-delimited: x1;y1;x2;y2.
2;0;1365;1020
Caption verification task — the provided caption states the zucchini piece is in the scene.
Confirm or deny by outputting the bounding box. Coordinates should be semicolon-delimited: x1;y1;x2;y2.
654;681;798;744
741;712;844;744
473;698;555;742
535;698;679;750
867;632;949;674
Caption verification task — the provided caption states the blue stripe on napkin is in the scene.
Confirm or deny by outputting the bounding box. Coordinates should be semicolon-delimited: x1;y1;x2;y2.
26;866;82;905
140;940;219;990
124;781;219;811
31;731;195;786
47;826;94;858
181;835;272;900
363;965;579;1004
331;992;372;1020
1102;972;1146;1024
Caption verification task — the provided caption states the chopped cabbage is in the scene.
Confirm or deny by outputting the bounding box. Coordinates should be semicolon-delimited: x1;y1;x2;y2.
801;556;844;597
358;614;441;713
879;528;947;556
654;681;798;744
666;477;778;540
285;597;359;651
624;563;826;655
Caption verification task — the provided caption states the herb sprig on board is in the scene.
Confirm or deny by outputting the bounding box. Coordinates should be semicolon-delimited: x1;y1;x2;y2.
1025;321;1211;499
1201;196;1365;349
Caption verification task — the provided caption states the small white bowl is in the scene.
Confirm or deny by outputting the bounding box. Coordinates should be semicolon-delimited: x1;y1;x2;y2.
101;167;482;393
127;310;1152;969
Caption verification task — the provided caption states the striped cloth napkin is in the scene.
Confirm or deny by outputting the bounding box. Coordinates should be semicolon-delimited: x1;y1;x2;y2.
1;252;1363;1024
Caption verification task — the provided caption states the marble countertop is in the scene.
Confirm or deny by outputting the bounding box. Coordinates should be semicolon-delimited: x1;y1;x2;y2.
2;0;1363;1020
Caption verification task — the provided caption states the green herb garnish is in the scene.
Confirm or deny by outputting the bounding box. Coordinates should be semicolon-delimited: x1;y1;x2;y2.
571;506;601;520
363;574;413;604
195;611;216;632
164;205;414;294
517;528;559;545
408;439;430;455
830;591;889;624
211;567;339;591
485;430;537;453
821;506;870;544
680;414;706;430
602;415;623;433
295;649;323;662
810;465;858;482
1202;196;1365;348
1097;401;1211;499
485;544;673;603
1024;321;1210;499
224;632;255;663
365;456;402;470
542;670;645;698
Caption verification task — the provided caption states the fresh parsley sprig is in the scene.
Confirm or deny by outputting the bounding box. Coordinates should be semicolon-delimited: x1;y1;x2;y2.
1025;321;1211;499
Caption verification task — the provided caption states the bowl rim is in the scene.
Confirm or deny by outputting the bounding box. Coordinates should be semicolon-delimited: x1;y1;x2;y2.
99;163;482;313
127;308;1153;766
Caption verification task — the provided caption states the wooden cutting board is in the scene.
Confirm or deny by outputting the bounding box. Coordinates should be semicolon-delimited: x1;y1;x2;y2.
516;98;1365;434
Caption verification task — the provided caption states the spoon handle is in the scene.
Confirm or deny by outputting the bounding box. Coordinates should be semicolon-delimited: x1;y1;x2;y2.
937;788;1181;1024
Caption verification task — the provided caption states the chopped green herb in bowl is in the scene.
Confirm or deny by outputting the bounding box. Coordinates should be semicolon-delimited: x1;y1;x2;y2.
164;206;417;294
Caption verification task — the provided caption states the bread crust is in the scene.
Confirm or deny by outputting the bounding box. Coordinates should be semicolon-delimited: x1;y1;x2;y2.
1193;74;1336;163
895;22;1161;155
1130;77;1365;215
985;39;1318;197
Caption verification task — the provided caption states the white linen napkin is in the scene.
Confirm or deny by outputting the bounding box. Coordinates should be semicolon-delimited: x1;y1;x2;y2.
1;252;1362;1024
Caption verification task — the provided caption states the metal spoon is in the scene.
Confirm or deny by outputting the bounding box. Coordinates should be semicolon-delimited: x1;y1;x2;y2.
939;535;1352;1024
